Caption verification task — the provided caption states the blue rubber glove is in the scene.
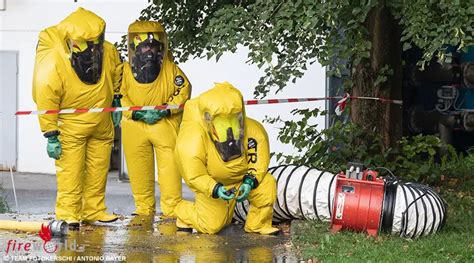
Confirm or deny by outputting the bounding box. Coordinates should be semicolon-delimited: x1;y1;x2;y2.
236;177;255;202
112;97;122;127
216;185;235;201
47;135;62;160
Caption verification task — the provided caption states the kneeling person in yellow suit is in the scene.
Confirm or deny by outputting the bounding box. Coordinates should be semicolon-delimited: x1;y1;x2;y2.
120;21;191;216
32;8;122;228
174;82;279;235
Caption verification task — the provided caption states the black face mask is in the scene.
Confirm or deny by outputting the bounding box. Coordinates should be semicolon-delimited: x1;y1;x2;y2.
71;43;103;84
132;42;164;83
213;128;243;162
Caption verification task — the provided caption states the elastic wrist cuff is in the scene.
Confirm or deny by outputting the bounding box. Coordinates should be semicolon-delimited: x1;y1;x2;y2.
212;183;223;198
43;130;60;138
112;98;121;107
131;111;139;121
162;104;171;116
243;174;259;189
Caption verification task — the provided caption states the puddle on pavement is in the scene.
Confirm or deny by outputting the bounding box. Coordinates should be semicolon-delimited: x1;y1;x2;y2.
0;214;300;262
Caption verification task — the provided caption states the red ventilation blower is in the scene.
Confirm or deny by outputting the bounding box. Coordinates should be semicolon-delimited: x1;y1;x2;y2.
330;164;385;237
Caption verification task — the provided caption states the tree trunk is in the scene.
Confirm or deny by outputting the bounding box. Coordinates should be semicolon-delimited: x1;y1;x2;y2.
351;3;402;151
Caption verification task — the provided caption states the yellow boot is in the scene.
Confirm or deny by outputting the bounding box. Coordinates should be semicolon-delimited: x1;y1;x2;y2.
82;212;119;224
96;212;119;223
176;218;193;233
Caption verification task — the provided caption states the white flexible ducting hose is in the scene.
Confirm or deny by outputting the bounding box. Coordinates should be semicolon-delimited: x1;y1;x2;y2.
386;180;447;238
233;165;447;238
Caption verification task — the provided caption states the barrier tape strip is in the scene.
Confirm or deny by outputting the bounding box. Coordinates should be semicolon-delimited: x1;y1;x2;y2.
15;95;402;116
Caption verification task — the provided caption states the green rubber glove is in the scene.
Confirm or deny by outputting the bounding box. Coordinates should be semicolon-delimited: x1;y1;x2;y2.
236;178;254;202
132;110;169;124
132;110;157;124
47;136;62;160
216;185;235;201
154;109;170;121
112;97;122;127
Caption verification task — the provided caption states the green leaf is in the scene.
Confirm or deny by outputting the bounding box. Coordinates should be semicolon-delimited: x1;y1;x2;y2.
402;42;412;51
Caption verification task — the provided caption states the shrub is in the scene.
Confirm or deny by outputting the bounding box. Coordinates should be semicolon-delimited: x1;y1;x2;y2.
0;186;8;213
267;108;472;184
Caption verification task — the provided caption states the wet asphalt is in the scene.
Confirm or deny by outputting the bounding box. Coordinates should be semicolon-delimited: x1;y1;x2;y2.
0;171;299;262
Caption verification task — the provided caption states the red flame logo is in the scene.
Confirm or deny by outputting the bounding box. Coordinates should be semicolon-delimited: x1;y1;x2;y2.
39;224;52;242
38;224;51;243
39;224;58;253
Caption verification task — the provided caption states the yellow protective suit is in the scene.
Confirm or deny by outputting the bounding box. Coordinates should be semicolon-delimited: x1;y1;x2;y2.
121;21;191;216
32;8;122;223
174;82;278;235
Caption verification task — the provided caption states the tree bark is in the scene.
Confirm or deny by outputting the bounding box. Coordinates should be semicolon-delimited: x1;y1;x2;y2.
351;3;402;151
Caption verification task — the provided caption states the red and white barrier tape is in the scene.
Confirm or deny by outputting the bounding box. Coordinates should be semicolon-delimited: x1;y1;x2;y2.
15;95;402;116
335;93;350;116
16;104;182;116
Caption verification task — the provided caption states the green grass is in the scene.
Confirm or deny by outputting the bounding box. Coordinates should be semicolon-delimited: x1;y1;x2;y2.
292;183;474;262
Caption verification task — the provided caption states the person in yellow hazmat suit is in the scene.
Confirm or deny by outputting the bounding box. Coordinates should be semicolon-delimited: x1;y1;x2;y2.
174;82;279;235
120;21;191;216
32;8;122;229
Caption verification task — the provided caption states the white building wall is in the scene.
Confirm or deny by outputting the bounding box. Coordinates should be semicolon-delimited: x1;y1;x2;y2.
0;0;326;174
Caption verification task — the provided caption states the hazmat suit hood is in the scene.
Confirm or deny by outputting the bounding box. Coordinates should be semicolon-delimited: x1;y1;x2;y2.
198;82;245;162
58;7;106;84
128;21;168;83
198;82;244;117
57;8;105;41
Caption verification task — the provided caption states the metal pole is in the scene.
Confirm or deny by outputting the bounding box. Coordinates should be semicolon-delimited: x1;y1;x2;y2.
9;164;18;212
